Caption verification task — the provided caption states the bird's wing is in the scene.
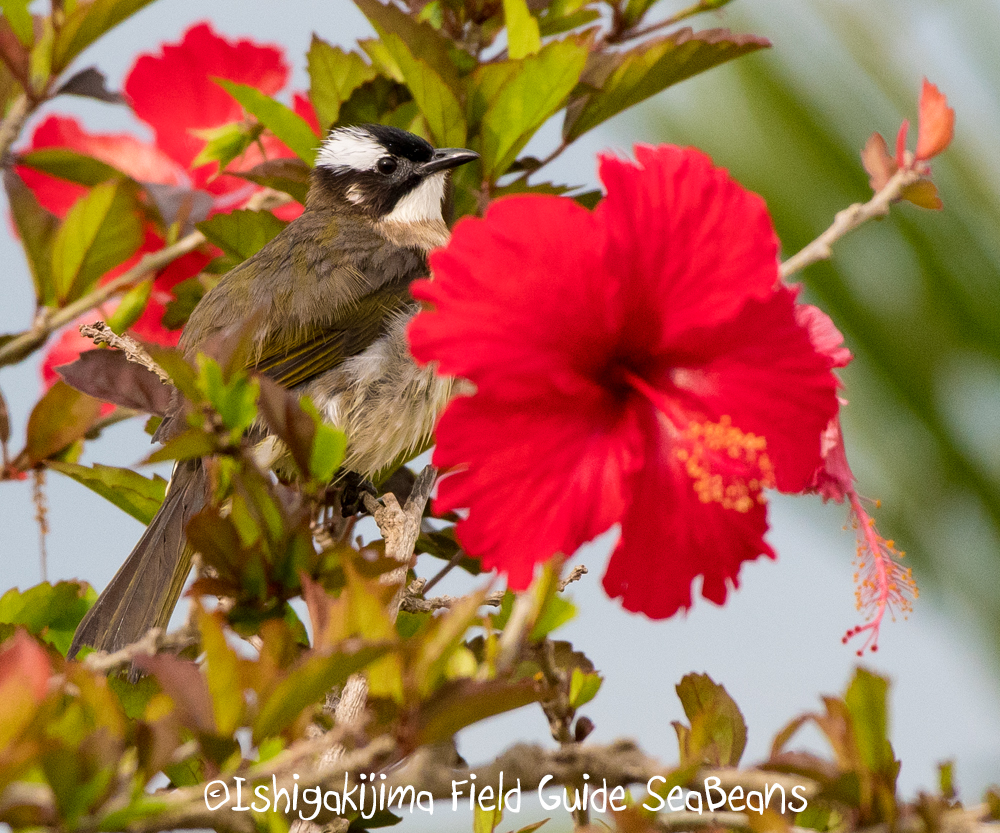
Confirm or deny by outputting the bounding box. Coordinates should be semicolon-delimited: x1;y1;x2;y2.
251;280;415;389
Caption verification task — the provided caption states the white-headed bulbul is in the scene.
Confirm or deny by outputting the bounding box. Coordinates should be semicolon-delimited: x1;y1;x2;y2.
68;124;478;659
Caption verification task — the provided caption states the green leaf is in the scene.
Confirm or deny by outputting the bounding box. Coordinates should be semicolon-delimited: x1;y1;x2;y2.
46;460;166;525
415;679;541;745
475;37;589;178
253;644;389;741
309;421;346;483
197;208;287;263
17;381;103;466
19;147;124;186
844;668;896;776
381;34;466;147
0;581;96;656
146;427;217;464
107;277;153;334
568;667;602;708
1;0;32;47
232;157;311;206
307;36;377;130
199;610;244;735
563;28;770;141
190;121;263;174
50;178;144;304
215;79;320;166
673;672;747;767
352;0;461;93
502;0;541;59
474;800;503;833
529;593;576;639
4;169;58;306
52;0;158;72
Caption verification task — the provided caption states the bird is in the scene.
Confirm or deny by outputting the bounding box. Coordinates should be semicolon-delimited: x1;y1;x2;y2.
68;123;479;659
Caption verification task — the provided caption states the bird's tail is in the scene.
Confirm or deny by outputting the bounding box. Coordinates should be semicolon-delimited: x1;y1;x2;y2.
68;459;206;658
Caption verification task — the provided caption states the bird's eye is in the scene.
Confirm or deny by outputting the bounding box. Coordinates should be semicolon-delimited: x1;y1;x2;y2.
376;157;398;175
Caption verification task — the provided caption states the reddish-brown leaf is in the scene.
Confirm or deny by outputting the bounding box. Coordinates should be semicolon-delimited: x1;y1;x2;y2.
915;78;955;161
860;132;897;192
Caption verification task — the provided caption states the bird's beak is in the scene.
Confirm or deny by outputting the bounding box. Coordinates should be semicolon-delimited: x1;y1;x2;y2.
420;147;480;175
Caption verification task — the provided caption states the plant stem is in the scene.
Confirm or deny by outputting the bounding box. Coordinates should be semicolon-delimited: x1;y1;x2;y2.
0;230;206;368
780;166;923;279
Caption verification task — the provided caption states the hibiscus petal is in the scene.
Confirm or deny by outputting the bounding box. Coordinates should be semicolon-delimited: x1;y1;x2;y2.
412;195;616;400
18;115;182;217
125;22;288;170
596;145;780;346
660;286;838;493
434;390;643;590
602;409;774;619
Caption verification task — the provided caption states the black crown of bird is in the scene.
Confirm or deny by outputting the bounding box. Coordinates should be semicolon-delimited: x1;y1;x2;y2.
68;124;479;659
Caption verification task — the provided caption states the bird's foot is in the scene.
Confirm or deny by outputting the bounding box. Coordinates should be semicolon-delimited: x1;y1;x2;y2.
341;471;379;517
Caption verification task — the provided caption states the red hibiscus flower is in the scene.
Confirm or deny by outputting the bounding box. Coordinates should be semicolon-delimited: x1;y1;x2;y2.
409;145;841;619
23;22;318;393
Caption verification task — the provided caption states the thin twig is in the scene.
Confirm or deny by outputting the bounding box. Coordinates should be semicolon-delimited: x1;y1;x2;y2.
0;231;207;367
613;0;724;44
33;468;48;581
0;94;33;164
80;626;200;675
0;189;292;369
779;166;923;279
79;321;172;384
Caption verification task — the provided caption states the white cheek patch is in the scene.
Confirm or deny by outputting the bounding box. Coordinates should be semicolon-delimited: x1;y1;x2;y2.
383;172;447;224
317;128;384;172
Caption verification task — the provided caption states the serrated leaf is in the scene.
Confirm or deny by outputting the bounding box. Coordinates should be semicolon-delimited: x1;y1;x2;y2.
234;157;311;205
861;132;897;193
476;38;589;178
56;66;124;103
844;668;896;775
352;0;460;93
46;460;166;524
253;644;389;741
4;169;58;305
50;178;144;304
199;609;244;735
568;668;602;708
529;593;575;639
900;178;942;210
197;208;287;263
503;0;541;59
563;28;770;141
307;36;377;130
0;0;33;47
52;0;158;72
0;581;96;656
674;672;747;767
415;679;541;745
146;427;217;464
57;348;173;415
17;381;102;466
474;800;503;833
19;147;124;186
216;79;320;166
380;33;466;148
107;277;153;334
191;120;262;174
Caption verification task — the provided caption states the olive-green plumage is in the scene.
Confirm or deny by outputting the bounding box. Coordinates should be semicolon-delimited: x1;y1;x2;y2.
69;125;478;659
